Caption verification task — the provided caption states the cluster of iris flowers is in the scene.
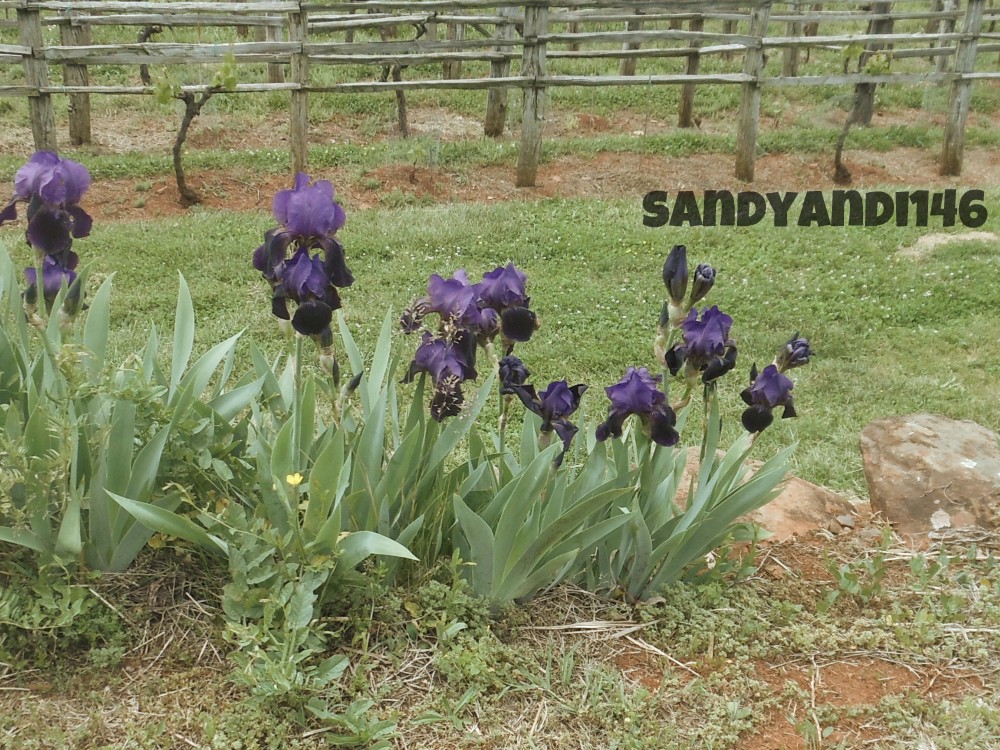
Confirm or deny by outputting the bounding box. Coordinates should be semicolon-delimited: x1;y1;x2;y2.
397;241;812;460
400;263;541;421
0;151;92;319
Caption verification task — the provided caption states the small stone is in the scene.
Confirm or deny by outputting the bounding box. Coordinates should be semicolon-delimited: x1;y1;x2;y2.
836;514;856;529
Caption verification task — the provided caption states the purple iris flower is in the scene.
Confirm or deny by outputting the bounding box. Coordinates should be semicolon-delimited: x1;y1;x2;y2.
690;263;715;306
740;364;796;433
1;151;92;266
404;331;478;422
405;331;477;385
253;173;353;329
511;379;587;461
24;257;77;305
404;270;501;338
475;263;528;311
272;172;346;241
269;247;344;336
667;306;738;384
595;367;679;447
775;333;814;372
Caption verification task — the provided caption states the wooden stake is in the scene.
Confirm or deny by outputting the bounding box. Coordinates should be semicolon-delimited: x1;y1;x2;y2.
18;6;57;151
60;15;92;145
516;3;547;187
735;2;771;182
941;0;985;175
289;6;309;175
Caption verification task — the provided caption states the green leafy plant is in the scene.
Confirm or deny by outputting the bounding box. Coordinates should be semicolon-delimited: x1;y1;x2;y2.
0;241;257;572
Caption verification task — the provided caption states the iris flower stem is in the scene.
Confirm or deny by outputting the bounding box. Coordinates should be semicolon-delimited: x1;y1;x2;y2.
498;394;510;454
290;334;307;556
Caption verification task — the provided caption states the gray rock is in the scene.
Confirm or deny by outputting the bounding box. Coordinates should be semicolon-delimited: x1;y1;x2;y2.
860;413;1000;540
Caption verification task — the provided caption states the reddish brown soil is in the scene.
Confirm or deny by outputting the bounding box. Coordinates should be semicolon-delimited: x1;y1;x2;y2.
85;145;1000;224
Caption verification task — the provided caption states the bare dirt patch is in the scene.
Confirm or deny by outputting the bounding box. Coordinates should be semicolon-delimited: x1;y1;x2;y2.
82;145;1000;224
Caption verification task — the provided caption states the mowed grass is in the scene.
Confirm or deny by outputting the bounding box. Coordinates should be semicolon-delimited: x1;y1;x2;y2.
3;193;998;498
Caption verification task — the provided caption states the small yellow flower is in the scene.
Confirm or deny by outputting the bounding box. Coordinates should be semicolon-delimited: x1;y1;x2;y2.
286;472;304;488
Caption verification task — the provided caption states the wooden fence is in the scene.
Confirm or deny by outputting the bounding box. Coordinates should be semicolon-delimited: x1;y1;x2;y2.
1;0;998;185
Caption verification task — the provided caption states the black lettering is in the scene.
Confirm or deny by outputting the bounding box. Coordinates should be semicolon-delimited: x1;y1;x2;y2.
831;190;863;227
737;192;767;226
669;190;703;227
865;192;894;226
766;192;799;227
959;190;988;228
797;191;831;227
642;191;669;227
704;190;735;226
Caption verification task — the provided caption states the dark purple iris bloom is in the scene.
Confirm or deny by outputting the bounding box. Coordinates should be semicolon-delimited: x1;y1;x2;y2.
595;367;679;447
254;175;350;276
24;257;77;305
404;331;478;422
253;173;353;330
273;172;346;241
498;355;530;396
775;333;814;372
405;331;477;385
1;151;92;266
406;270;499;337
475;263;528;311
511;379;587;460
740;364;796;433
270;247;344;336
667;305;738;384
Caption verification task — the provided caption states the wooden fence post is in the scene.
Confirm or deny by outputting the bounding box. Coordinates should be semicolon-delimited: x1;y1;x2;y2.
735;2;771;182
516;3;548;187
678;16;704;128
443;22;466;78
934;0;958;74
289;5;309;175
484;6;517;137
619;8;642;77
782;1;801;77
17;4;57;152
854;0;893;126
941;0;985;175
60;14;92;145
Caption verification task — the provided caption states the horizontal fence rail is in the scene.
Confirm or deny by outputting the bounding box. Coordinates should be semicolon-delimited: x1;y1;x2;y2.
0;0;994;184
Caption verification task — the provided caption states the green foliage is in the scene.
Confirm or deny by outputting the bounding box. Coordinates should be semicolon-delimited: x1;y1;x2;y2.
0;566;127;670
817;528;892;613
0;245;257;571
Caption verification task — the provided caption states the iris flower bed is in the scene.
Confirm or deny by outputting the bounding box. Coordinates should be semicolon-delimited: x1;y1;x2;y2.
0;153;811;692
